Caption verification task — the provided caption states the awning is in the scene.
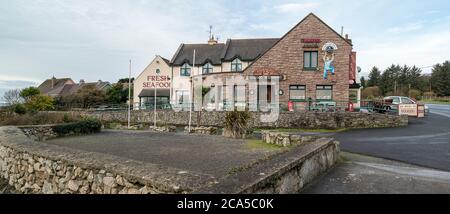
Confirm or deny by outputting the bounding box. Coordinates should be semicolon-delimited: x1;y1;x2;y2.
138;89;170;97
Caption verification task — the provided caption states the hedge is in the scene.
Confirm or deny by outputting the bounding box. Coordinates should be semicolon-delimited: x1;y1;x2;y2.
52;118;102;136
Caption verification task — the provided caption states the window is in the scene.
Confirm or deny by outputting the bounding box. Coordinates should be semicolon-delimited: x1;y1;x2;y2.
316;85;333;100
401;97;415;104
180;63;191;76
176;90;190;104
202;63;213;74
290;85;306;101
304;51;318;70
233;85;246;103
349;89;358;103
231;58;242;72
390;97;400;104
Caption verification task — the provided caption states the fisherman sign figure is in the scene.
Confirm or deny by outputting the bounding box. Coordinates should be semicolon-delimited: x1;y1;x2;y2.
322;42;338;79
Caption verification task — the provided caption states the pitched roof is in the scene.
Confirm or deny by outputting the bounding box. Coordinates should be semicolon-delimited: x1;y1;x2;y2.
38;78;74;95
222;38;279;61
170;38;279;66
170;43;226;66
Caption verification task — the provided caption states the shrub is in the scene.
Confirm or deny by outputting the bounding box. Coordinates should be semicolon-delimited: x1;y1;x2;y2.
52;118;102;136
223;110;251;139
12;104;27;115
24;95;54;111
362;86;380;99
408;89;421;99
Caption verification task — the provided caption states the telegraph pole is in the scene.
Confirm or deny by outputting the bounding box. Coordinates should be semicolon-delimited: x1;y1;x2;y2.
128;60;132;129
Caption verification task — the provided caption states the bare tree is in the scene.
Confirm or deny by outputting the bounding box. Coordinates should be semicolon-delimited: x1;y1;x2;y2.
3;89;22;106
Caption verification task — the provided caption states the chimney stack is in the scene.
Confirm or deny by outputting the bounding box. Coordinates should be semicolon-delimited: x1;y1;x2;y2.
79;79;85;84
208;35;218;45
51;76;56;89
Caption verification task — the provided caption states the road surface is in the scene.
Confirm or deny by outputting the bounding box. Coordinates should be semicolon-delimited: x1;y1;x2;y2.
333;104;450;171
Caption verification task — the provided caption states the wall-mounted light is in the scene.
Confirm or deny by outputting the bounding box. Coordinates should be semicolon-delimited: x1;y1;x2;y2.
249;90;255;95
279;90;284;96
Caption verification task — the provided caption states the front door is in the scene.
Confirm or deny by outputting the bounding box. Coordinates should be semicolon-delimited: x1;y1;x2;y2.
258;85;273;111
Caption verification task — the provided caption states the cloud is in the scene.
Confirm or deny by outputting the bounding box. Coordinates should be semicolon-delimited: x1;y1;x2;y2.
275;3;320;13
387;22;423;33
358;29;450;75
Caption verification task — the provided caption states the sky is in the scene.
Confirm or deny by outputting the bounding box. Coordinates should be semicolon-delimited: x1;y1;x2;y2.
1;0;450;100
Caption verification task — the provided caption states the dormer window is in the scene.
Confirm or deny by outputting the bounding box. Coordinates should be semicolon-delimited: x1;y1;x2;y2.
202;62;213;74
231;58;242;72
180;63;191;76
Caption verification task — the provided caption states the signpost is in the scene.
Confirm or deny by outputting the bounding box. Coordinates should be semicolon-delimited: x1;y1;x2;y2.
399;104;425;118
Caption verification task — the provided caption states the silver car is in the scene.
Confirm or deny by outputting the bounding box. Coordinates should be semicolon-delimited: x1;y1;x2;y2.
384;96;429;114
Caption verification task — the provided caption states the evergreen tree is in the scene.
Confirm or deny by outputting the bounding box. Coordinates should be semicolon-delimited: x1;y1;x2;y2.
367;67;381;87
431;61;450;96
360;76;366;88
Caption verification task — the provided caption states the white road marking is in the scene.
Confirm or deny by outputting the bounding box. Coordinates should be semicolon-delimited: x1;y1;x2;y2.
355;162;450;181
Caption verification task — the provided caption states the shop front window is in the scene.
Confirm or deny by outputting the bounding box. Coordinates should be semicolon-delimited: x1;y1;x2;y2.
316;85;333;101
349;89;358;103
176;90;190;104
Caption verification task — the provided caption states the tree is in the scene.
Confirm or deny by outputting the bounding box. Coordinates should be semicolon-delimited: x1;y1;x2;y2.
361;86;380;99
431;61;450;96
20;87;40;101
106;84;128;104
360;76;366;88
379;65;401;95
3;89;22;106
76;85;107;108
118;78;135;84
24;95;54;111
367;67;381;87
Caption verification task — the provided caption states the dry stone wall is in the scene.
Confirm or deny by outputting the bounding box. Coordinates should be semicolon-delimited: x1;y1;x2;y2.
0;126;216;194
78;110;408;130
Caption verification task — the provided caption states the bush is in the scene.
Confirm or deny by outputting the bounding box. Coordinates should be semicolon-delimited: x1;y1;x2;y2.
12;104;27;115
362;86;380;99
0;112;80;126
52;118;102;136
409;89;421;99
24;95;54;111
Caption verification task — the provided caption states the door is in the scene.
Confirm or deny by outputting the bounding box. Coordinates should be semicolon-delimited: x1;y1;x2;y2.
258;85;273;111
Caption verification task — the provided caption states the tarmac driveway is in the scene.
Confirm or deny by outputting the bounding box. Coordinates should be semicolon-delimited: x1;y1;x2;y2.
333;111;450;172
44;130;283;178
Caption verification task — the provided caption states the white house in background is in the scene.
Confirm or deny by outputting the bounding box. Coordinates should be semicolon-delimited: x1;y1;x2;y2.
133;55;171;110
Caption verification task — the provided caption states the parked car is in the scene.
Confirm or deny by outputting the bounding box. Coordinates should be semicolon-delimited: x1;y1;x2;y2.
384;96;429;114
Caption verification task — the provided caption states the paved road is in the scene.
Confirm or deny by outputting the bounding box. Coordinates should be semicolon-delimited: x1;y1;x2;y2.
333;104;450;172
303;152;450;194
428;104;450;117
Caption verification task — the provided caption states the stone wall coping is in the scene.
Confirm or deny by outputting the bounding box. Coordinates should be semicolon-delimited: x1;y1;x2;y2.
194;138;339;194
0;126;216;193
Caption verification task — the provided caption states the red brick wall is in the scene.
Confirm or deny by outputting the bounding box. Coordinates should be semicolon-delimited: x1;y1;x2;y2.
244;14;353;104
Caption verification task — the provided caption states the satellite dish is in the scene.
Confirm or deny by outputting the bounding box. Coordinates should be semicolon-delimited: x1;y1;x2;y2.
357;66;362;73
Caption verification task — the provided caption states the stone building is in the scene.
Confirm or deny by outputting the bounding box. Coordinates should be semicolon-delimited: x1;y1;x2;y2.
133;13;361;111
168;13;361;111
